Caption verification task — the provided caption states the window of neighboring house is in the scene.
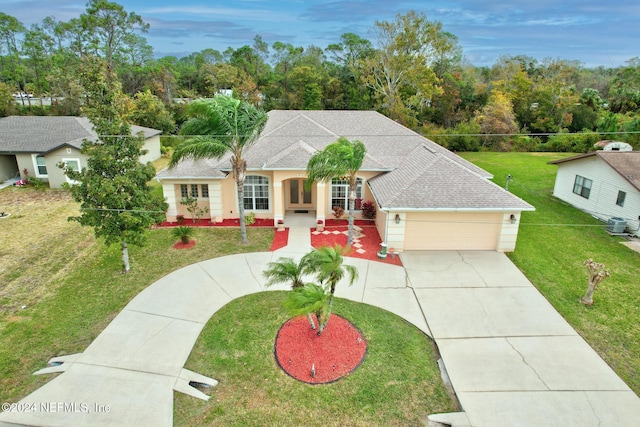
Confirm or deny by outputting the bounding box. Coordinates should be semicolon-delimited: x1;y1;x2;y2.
190;184;199;198
32;154;47;177
331;178;363;210
62;158;81;184
573;175;592;199
243;176;269;210
201;184;209;198
180;184;189;198
616;190;626;207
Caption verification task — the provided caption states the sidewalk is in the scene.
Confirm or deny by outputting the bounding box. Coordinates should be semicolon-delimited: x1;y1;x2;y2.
1;225;639;426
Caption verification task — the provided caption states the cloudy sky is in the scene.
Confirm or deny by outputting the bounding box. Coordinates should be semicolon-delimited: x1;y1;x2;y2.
2;0;639;67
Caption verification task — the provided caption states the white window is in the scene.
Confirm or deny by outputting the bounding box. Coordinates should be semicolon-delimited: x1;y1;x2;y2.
616;191;626;207
62;158;81;184
32;154;48;177
243;176;269;210
573;175;592;199
331;178;363;210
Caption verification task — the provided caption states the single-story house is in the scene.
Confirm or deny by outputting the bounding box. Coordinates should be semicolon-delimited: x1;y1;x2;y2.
548;151;640;235
157;110;534;252
0;116;162;188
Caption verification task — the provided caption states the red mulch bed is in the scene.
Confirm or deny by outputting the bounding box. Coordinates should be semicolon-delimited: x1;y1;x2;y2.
311;226;403;266
173;240;196;249
156;218;275;228
274;314;367;384
269;228;289;251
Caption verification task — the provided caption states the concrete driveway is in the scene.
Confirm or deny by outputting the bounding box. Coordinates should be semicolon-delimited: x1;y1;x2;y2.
1;249;639;427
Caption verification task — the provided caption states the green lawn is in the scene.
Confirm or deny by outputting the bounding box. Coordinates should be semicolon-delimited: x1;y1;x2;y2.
175;292;455;427
460;152;640;395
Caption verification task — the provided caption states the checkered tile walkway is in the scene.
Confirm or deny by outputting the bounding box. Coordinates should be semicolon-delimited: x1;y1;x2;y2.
311;229;367;254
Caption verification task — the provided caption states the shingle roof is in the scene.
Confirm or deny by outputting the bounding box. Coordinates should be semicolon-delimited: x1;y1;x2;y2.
0;116;161;154
158;110;534;211
549;151;640;191
368;144;534;210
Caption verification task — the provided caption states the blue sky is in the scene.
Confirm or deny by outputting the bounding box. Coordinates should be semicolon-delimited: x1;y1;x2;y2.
2;0;639;67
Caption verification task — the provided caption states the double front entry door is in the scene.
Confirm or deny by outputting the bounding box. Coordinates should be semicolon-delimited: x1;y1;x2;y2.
288;178;313;209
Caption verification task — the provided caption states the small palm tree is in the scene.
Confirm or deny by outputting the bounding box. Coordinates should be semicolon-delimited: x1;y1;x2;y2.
263;256;315;289
171;225;194;244
303;245;358;333
284;283;331;332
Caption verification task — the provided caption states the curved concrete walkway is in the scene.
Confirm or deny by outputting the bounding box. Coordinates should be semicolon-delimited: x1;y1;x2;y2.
1;228;639;426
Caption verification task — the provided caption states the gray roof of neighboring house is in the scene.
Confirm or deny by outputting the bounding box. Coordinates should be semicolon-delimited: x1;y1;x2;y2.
158;110;534;211
0;116;161;154
549;151;640;191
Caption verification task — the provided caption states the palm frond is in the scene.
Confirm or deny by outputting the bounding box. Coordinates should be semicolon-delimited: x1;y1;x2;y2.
284;283;330;317
169;136;229;167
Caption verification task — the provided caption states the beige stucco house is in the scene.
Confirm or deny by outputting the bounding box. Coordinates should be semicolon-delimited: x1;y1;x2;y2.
0;116;162;188
157;110;534;252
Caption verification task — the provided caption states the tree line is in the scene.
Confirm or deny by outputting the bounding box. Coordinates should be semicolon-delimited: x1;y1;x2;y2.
2;0;640;152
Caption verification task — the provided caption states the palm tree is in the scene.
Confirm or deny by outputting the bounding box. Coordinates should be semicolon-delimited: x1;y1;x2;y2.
284;283;331;332
264;255;319;328
304;244;358;333
263;256;315;289
170;96;267;244
306;137;366;245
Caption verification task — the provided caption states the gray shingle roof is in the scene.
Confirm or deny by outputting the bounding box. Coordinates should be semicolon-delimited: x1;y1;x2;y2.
158;110;533;211
549;151;640;191
369;144;534;210
0;116;161;154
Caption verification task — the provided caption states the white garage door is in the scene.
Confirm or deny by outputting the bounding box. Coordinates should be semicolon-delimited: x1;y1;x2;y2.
403;212;501;250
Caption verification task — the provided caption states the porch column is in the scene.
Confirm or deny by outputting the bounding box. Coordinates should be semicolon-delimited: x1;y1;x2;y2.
316;182;326;221
273;180;284;222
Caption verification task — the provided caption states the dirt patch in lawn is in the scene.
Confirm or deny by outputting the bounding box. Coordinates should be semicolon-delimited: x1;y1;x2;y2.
0;188;96;316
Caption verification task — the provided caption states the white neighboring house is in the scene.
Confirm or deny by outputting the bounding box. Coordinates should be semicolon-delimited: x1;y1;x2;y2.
548;151;640;235
0;116;162;188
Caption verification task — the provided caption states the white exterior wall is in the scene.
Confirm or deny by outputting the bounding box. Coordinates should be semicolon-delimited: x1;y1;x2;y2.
141;135;161;163
553;157;640;233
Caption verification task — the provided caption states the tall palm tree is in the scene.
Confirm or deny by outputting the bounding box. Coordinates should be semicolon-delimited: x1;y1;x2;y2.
170;96;267;244
306;137;366;245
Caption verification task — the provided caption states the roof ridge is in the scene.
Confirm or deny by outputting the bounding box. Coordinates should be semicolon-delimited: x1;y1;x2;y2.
385;145;439;206
265;140;317;167
298;112;340;138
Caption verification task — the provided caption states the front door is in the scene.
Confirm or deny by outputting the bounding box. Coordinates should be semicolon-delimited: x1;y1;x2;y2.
288;179;313;209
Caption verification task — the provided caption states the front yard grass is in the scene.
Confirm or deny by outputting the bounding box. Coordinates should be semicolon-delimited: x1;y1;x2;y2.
176;292;455;426
0;187;273;403
460;152;640;395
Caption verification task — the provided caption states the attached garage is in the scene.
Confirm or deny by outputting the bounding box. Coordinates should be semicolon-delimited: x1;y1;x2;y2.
403;212;501;250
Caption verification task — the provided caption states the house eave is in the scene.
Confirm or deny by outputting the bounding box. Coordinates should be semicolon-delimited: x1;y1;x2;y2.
379;206;536;212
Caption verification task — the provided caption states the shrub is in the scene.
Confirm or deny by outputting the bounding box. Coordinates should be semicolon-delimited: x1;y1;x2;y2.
244;211;256;225
171;225;194;244
360;200;376;219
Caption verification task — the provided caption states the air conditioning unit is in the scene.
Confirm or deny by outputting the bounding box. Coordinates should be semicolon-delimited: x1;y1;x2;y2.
606;217;626;233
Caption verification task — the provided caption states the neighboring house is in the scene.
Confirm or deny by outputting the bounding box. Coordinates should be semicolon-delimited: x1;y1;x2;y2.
549;151;640;235
0;116;162;188
157;110;534;252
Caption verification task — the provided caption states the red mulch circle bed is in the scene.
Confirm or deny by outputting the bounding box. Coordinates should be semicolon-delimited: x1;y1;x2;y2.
274;314;367;384
269;228;289;251
172;240;196;249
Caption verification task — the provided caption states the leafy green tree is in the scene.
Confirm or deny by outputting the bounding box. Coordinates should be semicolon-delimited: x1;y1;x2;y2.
474;90;519;150
362;11;451;126
63;57;167;272
170;96;267;244
306;137;366;245
0;82;15;116
128;89;175;133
